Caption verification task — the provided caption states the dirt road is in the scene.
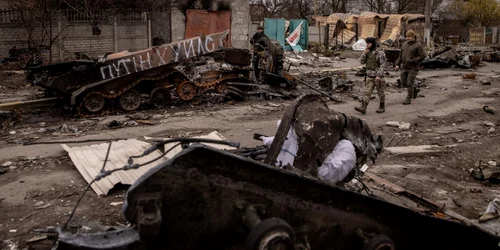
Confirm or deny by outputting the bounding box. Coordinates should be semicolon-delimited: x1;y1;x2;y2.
1;60;499;248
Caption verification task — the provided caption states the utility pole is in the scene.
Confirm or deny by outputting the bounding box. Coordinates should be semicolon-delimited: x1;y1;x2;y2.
424;0;432;47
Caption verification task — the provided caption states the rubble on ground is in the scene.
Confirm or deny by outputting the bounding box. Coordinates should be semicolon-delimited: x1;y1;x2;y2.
421;46;484;69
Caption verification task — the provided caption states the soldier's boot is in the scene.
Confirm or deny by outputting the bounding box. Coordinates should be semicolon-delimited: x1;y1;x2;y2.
403;85;414;105
413;87;420;99
376;102;385;113
355;101;368;114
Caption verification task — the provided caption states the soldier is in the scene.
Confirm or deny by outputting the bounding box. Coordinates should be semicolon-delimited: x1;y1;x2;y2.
395;30;425;105
355;37;387;115
250;26;268;81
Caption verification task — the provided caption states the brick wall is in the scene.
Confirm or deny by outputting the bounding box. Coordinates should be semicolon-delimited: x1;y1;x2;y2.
0;10;150;62
168;0;249;48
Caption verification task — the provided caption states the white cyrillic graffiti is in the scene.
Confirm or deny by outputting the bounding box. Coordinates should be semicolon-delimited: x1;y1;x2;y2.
99;30;229;80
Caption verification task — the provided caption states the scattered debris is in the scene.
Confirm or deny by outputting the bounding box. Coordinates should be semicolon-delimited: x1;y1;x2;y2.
152;114;169;120
386;121;401;127
463;73;477;80
9;131;16;135
484;121;496;127
110;201;124;206
107;120;122;128
124;121;139;127
9;229;17;233
35;203;52;210
483;106;495;115
489;127;496;134
126;113;149;120
25;235;48;243
470;187;482;193
384;145;453;156
399;122;411;131
480;80;492;85
34;201;45;207
2;161;13;167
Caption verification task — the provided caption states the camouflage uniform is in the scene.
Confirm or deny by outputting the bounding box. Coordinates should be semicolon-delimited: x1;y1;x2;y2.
355;48;387;114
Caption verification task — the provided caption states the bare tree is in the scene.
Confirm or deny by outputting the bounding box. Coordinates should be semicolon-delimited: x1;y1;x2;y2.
391;0;444;14
7;0;70;63
319;0;349;15
362;0;391;13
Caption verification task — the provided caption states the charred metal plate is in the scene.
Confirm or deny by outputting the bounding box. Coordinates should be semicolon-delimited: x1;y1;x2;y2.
122;145;500;250
220;48;252;66
58;228;140;250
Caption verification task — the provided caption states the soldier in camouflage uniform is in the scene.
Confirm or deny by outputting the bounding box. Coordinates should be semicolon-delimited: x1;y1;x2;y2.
395;30;425;105
355;37;387;115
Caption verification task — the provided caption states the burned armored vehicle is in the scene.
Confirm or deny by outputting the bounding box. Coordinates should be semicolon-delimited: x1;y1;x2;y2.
25;30;295;116
56;95;500;250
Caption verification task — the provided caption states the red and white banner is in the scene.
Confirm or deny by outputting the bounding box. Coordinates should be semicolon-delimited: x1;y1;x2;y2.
286;21;303;46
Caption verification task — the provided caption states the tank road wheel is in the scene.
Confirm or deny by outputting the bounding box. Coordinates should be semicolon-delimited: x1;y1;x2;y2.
119;88;142;111
150;87;172;108
362;234;395;250
176;81;198;101
83;92;106;113
245;218;296;250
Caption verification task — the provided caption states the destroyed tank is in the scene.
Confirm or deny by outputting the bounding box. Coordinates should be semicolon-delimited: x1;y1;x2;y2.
25;30;293;116
56;95;500;250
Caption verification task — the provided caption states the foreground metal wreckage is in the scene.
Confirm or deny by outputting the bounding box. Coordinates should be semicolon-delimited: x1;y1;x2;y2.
25;30;296;116
55;95;500;250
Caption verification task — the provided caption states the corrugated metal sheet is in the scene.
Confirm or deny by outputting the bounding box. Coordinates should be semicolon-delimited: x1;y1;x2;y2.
63;132;235;196
264;18;286;46
380;15;405;42
331;29;357;45
185;10;232;47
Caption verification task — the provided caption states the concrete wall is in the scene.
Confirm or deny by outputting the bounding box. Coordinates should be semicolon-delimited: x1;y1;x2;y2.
230;0;250;49
308;26;326;44
0;11;149;62
151;10;172;43
170;8;186;42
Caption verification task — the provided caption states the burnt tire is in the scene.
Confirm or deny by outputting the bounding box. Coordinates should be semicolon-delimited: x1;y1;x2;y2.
118;88;142;112
150;87;172;108
82;92;106;113
362;234;395;250
245;218;296;250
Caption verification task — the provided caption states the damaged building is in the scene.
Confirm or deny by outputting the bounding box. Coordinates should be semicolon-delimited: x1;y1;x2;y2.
314;12;425;47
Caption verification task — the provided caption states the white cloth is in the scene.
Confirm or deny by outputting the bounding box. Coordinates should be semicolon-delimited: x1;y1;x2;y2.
318;140;357;184
352;39;367;51
261;120;298;168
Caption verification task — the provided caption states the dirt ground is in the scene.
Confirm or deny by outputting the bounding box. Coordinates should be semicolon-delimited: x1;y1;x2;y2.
1;57;500;249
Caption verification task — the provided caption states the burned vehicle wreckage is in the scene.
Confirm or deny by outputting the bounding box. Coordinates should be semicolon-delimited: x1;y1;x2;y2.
25;30;295;116
55;95;500;250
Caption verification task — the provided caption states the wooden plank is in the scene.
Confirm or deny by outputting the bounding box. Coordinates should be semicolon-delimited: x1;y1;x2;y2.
384;145;454;156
